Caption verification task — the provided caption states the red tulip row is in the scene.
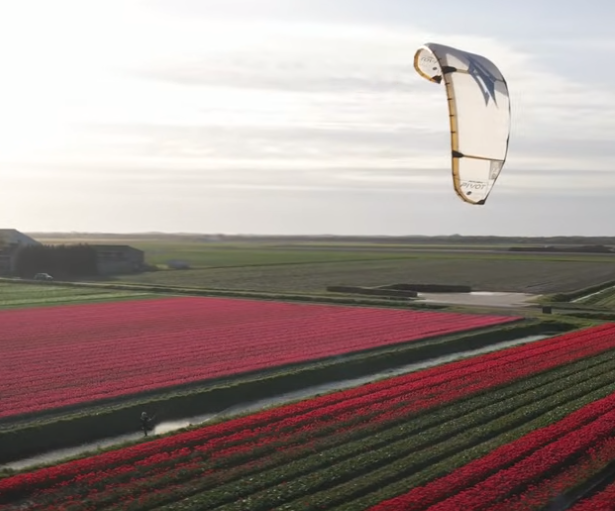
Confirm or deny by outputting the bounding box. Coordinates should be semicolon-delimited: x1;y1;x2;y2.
0;296;518;419
370;362;615;509
2;324;615;510
486;435;615;510
569;476;615;510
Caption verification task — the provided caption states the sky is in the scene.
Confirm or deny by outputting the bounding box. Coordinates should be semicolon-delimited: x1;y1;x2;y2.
1;0;614;236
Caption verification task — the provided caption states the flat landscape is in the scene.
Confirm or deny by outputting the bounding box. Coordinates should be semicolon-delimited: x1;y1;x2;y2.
114;256;615;294
3;234;615;510
3;1;614;506
32;235;615;296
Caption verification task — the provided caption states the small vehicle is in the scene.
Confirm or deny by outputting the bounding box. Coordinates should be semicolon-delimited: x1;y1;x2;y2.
33;273;53;281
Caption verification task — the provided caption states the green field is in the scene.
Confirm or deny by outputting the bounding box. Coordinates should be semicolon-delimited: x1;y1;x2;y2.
576;286;615;309
18;236;615;314
113;254;615;295
0;282;156;309
30;238;615;296
38;239;420;267
35;237;615;266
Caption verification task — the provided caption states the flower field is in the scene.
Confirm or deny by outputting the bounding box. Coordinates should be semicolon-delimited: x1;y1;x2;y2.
3;323;615;510
371;383;615;511
0;296;517;419
570;478;615;510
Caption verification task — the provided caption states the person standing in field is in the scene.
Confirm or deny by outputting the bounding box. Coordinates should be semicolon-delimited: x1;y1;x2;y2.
140;411;152;436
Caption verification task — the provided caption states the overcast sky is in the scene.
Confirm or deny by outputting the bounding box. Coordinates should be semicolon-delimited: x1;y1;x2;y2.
1;0;614;236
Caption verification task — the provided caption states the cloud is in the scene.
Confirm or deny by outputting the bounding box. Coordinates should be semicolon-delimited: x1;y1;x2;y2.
55;12;615;179
2;1;615;235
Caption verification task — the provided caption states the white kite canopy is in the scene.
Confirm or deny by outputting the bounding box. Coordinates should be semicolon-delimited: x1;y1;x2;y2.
413;42;511;205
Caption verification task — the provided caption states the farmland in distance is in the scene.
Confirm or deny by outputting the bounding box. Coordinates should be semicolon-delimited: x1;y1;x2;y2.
31;235;615;295
112;256;615;295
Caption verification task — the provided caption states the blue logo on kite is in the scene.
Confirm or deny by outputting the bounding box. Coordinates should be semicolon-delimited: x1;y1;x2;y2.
467;55;499;106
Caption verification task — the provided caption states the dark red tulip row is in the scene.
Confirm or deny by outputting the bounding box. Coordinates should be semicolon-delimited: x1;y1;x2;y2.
486;435;615;510
2;324;615;510
370;341;615;510
569;474;615;510
0;296;518;419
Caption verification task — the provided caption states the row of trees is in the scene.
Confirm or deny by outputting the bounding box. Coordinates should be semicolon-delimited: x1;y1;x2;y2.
13;244;99;279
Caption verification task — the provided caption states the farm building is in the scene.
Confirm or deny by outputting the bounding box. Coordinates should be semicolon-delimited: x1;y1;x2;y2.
0;246;18;276
0;229;42;275
92;245;145;275
0;232;145;277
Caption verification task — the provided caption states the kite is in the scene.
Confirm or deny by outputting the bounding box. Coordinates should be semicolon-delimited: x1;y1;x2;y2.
413;42;511;205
